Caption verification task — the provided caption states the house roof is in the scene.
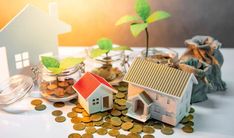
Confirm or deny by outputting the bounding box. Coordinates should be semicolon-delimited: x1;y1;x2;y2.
0;4;71;34
73;72;114;99
138;91;153;105
124;58;195;98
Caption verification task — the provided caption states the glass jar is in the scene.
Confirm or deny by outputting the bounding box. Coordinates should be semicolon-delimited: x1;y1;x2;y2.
141;47;179;67
37;63;83;102
86;48;129;85
0;75;34;113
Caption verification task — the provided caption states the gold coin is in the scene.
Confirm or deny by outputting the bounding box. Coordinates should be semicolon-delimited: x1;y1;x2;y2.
82;117;91;123
93;120;104;126
115;99;127;106
73;123;86;131
187;114;194;120
85;122;94;127
68;133;81;138
111;110;122;117
122;110;128;115
143;126;155;134
116;92;126;99
130;124;143;133
85;127;96;134
52;110;63;116
76;103;83;109
121;122;134;131
127;132;141;138
182;126;194;133
96;128;107;135
47;84;58;90
31;99;43;106
53;102;65;108
117;134;128;138
35;104;46;111
143;134;155;138
161;127;174;135
55;116;66;123
184;121;194;126
189;107;195;113
114;104;127;111
153;122;163;129
108;129;120;137
90;114;102;122
67;112;77;118
111;117;122;126
121;116;133;122
117;86;128;92
180;116;189;124
101;122;112;129
112;126;121;130
119;82;128;87
71;117;82;124
82;111;90;117
81;133;93;138
73;107;84;113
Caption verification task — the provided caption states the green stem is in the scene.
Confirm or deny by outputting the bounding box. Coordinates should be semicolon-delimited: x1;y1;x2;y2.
145;27;149;58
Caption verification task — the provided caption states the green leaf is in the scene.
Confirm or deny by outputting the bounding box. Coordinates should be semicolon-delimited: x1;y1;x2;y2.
60;57;85;70
97;38;113;51
146;11;171;24
112;46;132;51
41;56;60;69
48;67;63;75
116;15;140;26
90;48;109;58
135;0;151;21
130;23;148;37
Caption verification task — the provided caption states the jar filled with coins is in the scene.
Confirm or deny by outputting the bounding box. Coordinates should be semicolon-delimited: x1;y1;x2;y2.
37;57;85;102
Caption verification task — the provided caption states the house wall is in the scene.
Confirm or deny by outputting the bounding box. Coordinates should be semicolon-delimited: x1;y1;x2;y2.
0;47;9;82
78;93;89;113
127;84;145;97
87;85;113;114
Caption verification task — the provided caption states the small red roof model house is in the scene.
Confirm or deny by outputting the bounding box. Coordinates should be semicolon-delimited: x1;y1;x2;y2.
73;72;117;114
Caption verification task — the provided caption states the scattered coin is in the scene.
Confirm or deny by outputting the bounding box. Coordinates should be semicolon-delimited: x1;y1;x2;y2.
73;107;84;113
111;110;122;117
71;117;82;124
73;123;86;131
85;127;96;134
117;134;128;138
90;114;102;122
143;126;155;134
35;104;46;111
130;124;143;133
53;102;65;108
82;117;91;123
121;116;133;122
108;129;120;137
127;132;141;138
67;112;77;118
31;99;43;106
68;133;81;138
121;122;134;131
143;134;155;138
52;110;63;116
96;128;107;135
81;133;93;138
161;127;174;135
101;122;112;129
93;120;104;126
111;117;122;126
55;116;66;123
182;126;194;133
153;122;163;129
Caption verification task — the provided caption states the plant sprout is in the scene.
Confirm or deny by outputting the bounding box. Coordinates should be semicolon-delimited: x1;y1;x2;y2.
116;0;171;57
90;37;132;59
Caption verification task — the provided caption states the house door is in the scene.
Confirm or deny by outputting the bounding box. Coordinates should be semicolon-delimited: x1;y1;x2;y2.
103;96;109;109
135;100;144;115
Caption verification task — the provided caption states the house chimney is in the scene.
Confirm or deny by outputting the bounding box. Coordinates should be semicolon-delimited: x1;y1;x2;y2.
49;2;58;18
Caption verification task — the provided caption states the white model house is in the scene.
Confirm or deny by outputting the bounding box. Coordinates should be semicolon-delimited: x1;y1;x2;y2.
123;58;198;126
0;3;71;82
73;72;117;114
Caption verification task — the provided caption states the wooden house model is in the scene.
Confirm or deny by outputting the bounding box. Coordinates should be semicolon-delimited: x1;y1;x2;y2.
73;72;117;114
123;58;198;126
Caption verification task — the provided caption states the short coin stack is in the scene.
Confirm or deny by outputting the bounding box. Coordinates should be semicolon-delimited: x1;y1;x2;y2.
31;99;47;111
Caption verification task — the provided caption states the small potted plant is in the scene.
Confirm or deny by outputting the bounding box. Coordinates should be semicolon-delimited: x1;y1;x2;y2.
38;56;84;102
116;0;177;66
89;37;132;83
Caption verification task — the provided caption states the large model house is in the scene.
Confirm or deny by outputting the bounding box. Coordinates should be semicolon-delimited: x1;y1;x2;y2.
73;72;117;114
0;3;71;82
123;58;198;126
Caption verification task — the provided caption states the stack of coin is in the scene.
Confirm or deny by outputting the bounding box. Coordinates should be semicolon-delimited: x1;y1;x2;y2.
31;99;47;111
180;107;195;133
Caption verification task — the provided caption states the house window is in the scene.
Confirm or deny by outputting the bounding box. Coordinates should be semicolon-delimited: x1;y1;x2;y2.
167;99;170;104
92;98;99;105
14;52;30;69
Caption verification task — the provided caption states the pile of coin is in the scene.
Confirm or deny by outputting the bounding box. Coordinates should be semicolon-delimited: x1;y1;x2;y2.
180;107;195;133
31;99;47;111
92;66;123;82
40;78;76;98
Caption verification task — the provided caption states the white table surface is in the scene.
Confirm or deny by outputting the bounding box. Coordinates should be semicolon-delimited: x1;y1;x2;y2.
0;47;234;138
